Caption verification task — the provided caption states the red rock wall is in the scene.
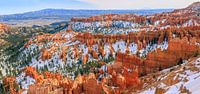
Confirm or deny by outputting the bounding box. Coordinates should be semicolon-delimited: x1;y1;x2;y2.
71;14;146;23
115;36;200;76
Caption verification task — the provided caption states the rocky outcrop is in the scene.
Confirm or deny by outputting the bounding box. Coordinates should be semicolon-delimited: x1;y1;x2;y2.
3;77;18;94
24;60;142;94
71;14;146;23
0;23;8;31
24;67;44;83
115;32;200;75
3;2;200;94
70;3;200;34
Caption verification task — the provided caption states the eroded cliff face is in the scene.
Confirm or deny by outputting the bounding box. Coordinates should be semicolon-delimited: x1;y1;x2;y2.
15;28;199;93
0;23;8;31
0;23;8;46
69;4;200;34
2;2;200;94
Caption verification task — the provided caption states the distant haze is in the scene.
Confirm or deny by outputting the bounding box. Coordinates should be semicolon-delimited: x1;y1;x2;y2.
0;0;199;15
0;9;173;26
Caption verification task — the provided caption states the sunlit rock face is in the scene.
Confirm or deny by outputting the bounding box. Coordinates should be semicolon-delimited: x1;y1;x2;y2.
2;2;200;94
17;27;199;93
0;23;8;31
69;4;200;34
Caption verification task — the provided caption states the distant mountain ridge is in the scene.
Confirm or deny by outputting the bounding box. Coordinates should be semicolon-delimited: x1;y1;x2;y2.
1;2;200;94
0;9;173;22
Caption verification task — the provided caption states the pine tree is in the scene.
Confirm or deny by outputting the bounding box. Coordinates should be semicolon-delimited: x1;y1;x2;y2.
177;58;183;65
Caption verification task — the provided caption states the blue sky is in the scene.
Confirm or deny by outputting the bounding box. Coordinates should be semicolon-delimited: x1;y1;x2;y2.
0;0;199;15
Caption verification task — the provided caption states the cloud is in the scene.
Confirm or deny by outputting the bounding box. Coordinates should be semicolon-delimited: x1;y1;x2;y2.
77;0;199;9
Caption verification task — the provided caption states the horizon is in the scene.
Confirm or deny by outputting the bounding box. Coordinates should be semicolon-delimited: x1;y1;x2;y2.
1;8;174;15
0;0;199;15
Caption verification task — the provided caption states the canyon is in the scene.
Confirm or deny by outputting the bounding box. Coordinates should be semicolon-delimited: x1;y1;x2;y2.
1;2;200;94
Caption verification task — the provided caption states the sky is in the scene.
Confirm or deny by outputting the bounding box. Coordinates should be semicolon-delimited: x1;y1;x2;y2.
0;0;199;15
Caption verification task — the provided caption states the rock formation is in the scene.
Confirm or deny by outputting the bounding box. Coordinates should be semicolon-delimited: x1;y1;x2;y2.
2;2;200;94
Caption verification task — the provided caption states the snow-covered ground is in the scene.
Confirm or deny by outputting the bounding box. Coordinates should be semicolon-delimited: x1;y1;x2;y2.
20;31;170;69
140;57;200;94
71;21;141;34
16;72;36;89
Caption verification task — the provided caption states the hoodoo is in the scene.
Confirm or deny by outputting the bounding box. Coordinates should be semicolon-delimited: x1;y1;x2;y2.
2;2;200;94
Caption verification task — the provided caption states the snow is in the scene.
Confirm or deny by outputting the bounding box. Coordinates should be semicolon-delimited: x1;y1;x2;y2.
17;30;170;88
165;82;182;94
195;58;200;65
157;40;168;51
139;40;168;57
112;40;126;53
62;40;80;47
22;91;28;94
140;88;155;94
101;65;107;72
104;44;111;59
154;20;160;26
16;72;36;90
160;25;171;30
80;44;88;55
92;44;99;52
185;76;200;94
183;19;199;27
128;42;138;54
71;21;141;34
140;57;200;94
184;59;200;93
